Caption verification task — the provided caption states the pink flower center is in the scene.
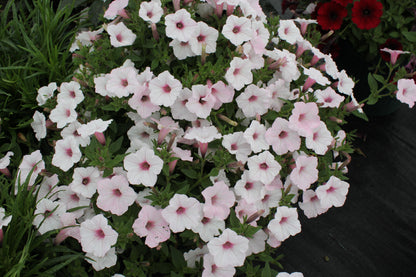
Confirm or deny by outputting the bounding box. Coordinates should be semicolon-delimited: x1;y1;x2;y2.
248;95;257;102
259;162;268;170
197;35;206;42
69;90;76;98
202;217;210;224
233;68;240;76
176;22;184;29
163;84;171;93
44;209;52;218
113;188;122;197
180;41;189;46
312;132;319;141
298;113;306;122
280;216;288;224
262;194;270;202
121;79;128;87
222;241;234;249
141;95;149;102
147;11;153;18
211;195;218;205
95;229;106;239
252;133;258;140
232;26;240;34
311;195;318;202
279;131;288;139
71;193;80;201
66;148;73;157
82;177;90;185
211;264;217;273
140;161;150;170
230;143;238;151
245;182;254;190
327;186;336;193
141;132;150;139
199;97;207;105
65;109;71;117
324;97;333;103
145;221;154;230
176;206;186;214
116;34;123;42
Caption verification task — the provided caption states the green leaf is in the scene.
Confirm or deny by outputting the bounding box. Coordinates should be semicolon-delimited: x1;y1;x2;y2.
372;74;385;83
180;168;198;179
261;262;272;277
367;73;378;93
170;246;186;269
367;93;379;105
403;31;416;42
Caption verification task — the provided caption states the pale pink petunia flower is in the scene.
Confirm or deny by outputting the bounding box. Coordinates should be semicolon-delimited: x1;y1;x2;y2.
170;87;198;121
55;212;81;244
57;185;89;218
1;207;12;228
302;66;330;91
245;229;267;256
186;84;217;118
70;28;104;52
288;102;320;137
128;85;160;118
106;66;139;97
380;48;410;65
234;171;266;204
33;198;65;235
165;9;198;42
249;20;270;55
192;216;225;242
266;79;292;112
221;131;251;163
57;81;84;105
36;174;59;201
52;137;82;172
133;204;171;248
235;198;259;226
202;181;235;220
189;21;219;55
184;246;208;268
247;151;281;185
236;84;271;117
85;247;117;271
184;125;222;157
322;53;339;79
298;189;329;218
31;111;47;141
289;154;318;191
135;188;153;207
107;22;137;47
336;69;354;96
77;119;113;138
255;187;282;216
202;253;236;277
265;49;300;82
225;57;253;91
152;116;180;144
243;120;268;153
209;80;235;109
97;175;137;216
124;147;163;187
316;176;349;209
69;166;102;198
49;102;77;129
104;0;129;20
161;194;203;233
127;123;158;152
396;78;416;108
94;73;112;97
36;82;57;106
314;87;344;108
222;15;253;46
16;150;45;190
149;70;183;107
278;20;302;45
239;0;266;20
277;272;304;277
139;0;163;23
61;121;90;147
242;42;265;69
207;228;249;267
267;206;301;242
294;18;317;35
80;214;118;257
305;121;333;155
0;151;13;173
265;117;301;155
169;39;196;60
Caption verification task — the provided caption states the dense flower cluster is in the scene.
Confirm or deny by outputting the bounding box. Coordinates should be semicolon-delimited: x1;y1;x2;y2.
3;0;414;276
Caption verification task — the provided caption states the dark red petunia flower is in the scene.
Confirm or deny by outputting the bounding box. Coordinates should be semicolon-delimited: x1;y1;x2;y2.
334;0;353;7
351;0;383;30
379;38;403;62
317;2;348;30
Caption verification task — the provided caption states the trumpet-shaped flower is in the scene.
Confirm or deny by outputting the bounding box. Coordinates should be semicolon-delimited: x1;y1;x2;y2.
222;15;252;46
289;154;318;190
265;117;301;155
225;57;253;91
69;166;102;198
57;81;84;105
316;176;349;209
36;82;57;106
107;22;137;47
247;151;281;185
80;214;118;257
165;9;198;42
396;78;416;108
149;70;183;107
106;66;139;97
33;198;65;235
124;147;163;187
202;181;235;220
236;84;271;117
288;102;320;137
139;0;163;23
31;111;47;141
267;206;301;242
52;137;82;172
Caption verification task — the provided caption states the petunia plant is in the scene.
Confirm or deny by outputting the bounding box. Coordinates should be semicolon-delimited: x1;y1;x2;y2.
2;0;416;276
289;0;416;110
